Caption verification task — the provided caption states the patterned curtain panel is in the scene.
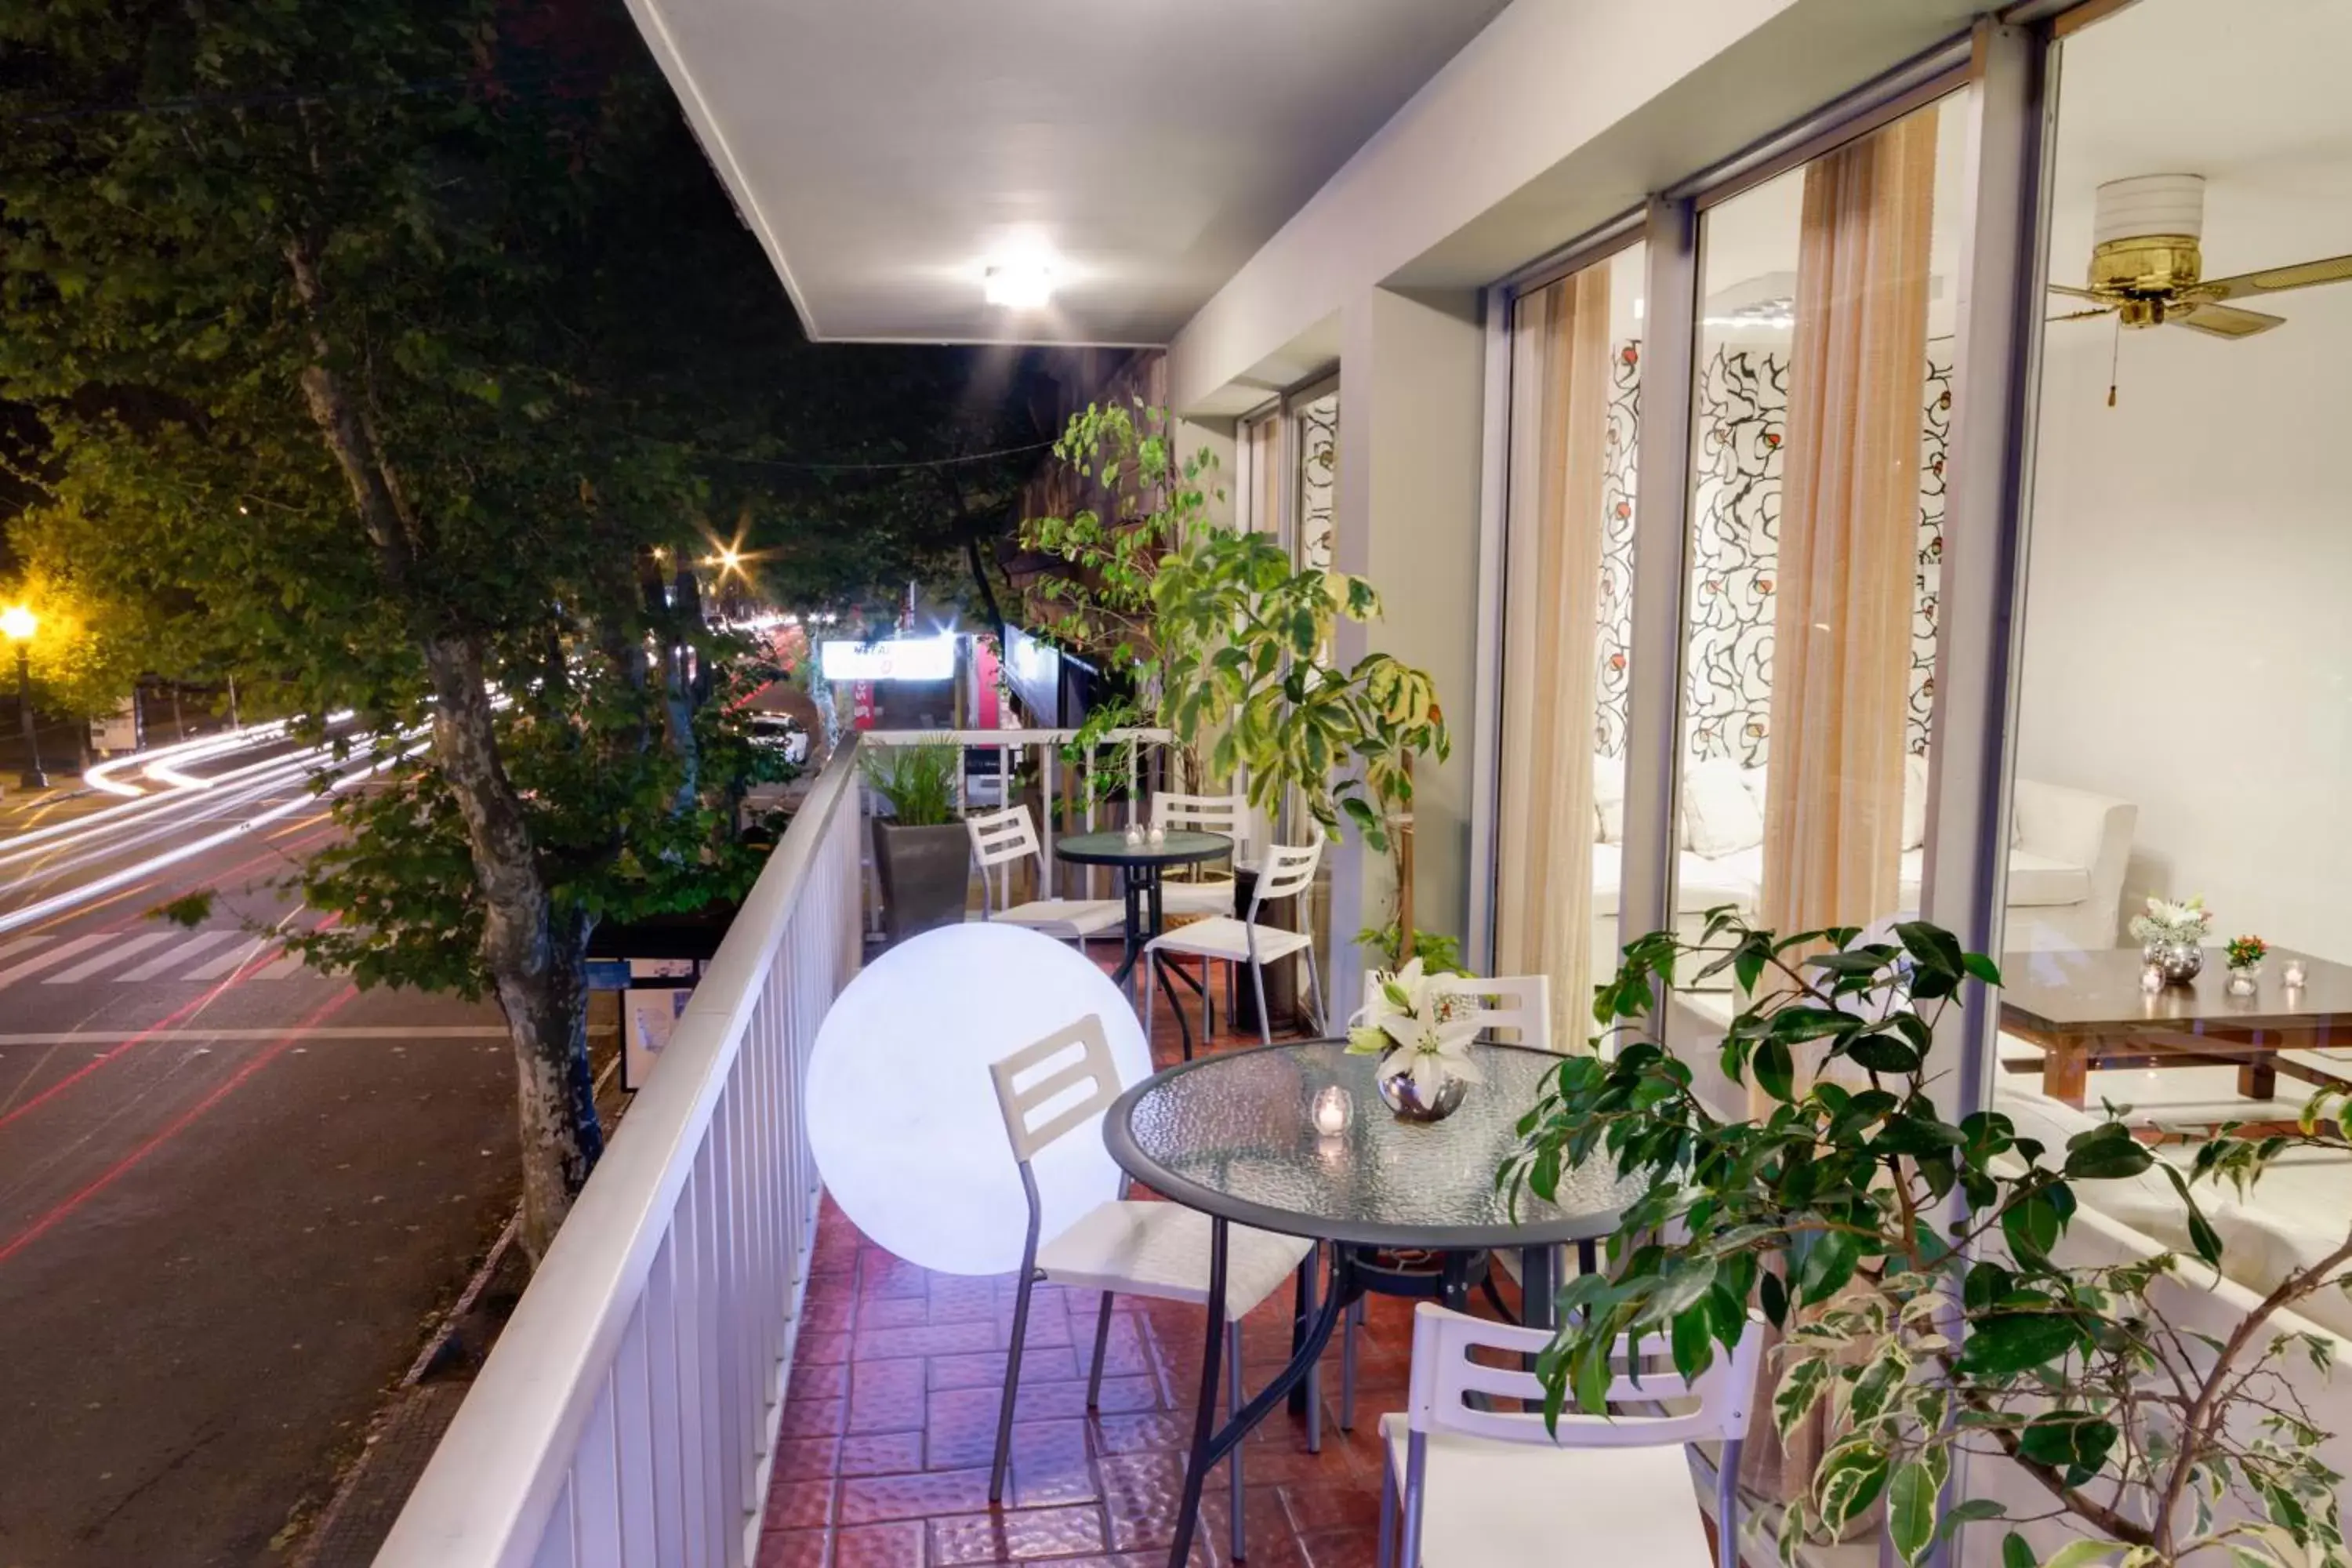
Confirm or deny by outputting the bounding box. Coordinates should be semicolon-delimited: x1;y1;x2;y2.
1496;264;1613;1051
1759;113;1940;943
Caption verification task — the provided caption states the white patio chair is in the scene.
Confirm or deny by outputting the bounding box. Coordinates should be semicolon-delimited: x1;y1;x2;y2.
965;804;1124;946
986;1016;1318;1562
1378;1302;1761;1568
1337;971;1555;1430
1143;840;1326;1057
1150;789;1249;916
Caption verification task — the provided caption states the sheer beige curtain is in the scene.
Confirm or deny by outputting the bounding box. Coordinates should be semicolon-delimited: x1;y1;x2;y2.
1740;109;1938;1513
1496;264;1613;1051
1759;112;1938;944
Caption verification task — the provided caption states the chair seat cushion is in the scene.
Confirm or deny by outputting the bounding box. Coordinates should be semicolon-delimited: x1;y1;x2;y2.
1379;1414;1712;1564
1145;916;1312;963
996;900;1126;938
1038;1202;1312;1316
1589;844;1762;917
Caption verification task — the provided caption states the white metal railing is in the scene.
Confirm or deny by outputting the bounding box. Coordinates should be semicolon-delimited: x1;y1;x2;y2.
377;739;863;1568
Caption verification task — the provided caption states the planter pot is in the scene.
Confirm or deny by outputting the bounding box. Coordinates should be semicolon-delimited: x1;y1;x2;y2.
873;821;970;945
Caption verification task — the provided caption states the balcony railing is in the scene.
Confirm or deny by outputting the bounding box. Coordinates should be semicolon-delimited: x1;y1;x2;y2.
376;727;1181;1568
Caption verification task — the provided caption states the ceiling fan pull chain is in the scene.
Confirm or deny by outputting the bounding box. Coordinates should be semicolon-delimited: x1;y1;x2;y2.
2107;313;2121;409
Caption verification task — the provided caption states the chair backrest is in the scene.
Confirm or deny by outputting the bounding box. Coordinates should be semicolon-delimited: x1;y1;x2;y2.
966;804;1044;914
1247;840;1323;920
1405;1302;1760;1449
988;1014;1124;1167
1152;789;1249;855
1431;972;1553;1052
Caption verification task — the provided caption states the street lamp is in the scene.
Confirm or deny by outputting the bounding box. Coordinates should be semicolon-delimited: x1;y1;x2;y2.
2;604;45;790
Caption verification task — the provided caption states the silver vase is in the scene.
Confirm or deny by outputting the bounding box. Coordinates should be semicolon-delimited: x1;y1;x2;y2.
1378;1068;1467;1123
2143;939;2203;985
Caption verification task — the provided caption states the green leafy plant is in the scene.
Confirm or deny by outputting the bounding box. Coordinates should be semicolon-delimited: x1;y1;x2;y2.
1356;924;1463;975
861;737;961;826
1501;909;2350;1567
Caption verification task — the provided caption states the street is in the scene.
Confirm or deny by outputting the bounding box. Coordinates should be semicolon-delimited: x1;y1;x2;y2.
0;731;520;1566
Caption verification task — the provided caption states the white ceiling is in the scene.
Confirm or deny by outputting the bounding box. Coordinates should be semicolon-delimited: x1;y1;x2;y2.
632;0;1512;345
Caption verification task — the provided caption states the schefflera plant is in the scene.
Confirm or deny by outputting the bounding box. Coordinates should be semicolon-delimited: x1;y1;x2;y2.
1500;910;2350;1568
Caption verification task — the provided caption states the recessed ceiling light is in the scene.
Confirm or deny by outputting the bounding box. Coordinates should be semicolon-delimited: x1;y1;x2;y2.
984;259;1054;310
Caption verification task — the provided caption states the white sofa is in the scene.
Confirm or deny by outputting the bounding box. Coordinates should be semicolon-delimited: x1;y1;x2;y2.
1588;754;2136;976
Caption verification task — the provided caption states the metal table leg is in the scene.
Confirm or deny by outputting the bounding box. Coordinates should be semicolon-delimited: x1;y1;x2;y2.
1167;1237;1352;1568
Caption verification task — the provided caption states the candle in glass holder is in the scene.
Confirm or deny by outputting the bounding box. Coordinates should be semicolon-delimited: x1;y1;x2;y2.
1123;824;1144;846
1311;1086;1353;1138
1148;825;1167;844
2285;959;2309;989
2140;964;2165;994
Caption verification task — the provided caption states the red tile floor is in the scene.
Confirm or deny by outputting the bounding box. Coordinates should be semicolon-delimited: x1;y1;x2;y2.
757;971;1436;1568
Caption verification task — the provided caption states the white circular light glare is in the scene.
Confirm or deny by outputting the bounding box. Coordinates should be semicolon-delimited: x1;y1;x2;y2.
807;922;1150;1275
983;260;1054;310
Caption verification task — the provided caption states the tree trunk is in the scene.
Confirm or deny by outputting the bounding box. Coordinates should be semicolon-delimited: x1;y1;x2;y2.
423;635;604;1261
286;234;601;1260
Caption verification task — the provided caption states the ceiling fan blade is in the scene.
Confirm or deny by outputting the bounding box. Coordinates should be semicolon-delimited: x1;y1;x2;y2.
2193;252;2352;302
2168;302;2286;339
2048;307;2114;323
2045;281;2102;300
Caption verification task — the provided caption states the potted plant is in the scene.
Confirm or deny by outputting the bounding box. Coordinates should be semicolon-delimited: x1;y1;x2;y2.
862;737;967;944
1503;909;2352;1567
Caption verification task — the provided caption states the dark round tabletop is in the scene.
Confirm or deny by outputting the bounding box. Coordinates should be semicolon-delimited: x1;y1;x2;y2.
1103;1040;1641;1250
1053;829;1231;869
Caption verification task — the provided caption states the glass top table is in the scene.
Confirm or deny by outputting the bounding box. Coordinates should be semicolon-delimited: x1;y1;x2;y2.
1105;1039;1637;1250
1104;1040;1639;1568
1051;829;1232;996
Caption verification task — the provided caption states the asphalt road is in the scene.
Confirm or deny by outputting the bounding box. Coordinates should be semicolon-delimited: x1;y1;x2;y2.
0;734;520;1566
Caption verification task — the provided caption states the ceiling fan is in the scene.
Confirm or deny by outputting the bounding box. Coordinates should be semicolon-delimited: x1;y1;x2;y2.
2049;172;2352;339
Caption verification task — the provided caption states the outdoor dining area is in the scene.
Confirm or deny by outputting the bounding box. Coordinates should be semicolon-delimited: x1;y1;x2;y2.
782;760;1751;1568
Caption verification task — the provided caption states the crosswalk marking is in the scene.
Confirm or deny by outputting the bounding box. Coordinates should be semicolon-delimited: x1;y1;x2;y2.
184;937;271;982
118;931;237;981
44;931;176;984
0;934;113;991
251;949;310;981
0;935;55;965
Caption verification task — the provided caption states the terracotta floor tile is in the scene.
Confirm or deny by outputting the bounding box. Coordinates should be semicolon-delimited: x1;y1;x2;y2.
839;1466;996;1525
799;1330;854;1366
839;1431;927;1477
856;1319;1003;1361
928;1345;1080;1391
781;1397;849;1440
764;1478;837;1531
755;1528;831;1568
773;1436;843;1482
1292;1527;1381;1568
928;1504;1109;1563
850;1356;931;1435
833;1520;928;1567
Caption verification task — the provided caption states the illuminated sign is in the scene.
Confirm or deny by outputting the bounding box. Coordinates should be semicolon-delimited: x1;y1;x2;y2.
818;636;957;682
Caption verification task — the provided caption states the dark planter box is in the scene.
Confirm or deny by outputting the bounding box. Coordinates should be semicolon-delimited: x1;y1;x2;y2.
873;820;970;945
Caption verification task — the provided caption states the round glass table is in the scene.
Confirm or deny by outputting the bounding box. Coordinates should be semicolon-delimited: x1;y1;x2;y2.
1051;829;1231;993
1104;1040;1639;1568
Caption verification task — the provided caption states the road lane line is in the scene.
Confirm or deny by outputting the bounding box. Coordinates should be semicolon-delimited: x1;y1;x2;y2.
0;987;359;1269
0;935;113;990
116;931;236;981
43;932;175;985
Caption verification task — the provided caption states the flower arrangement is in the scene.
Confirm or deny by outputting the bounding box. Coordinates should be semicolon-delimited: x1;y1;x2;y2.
2128;893;2211;948
2225;934;2269;971
1345;956;1483;1100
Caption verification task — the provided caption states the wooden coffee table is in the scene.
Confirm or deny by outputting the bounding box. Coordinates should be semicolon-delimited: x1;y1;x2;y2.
1999;947;2352;1108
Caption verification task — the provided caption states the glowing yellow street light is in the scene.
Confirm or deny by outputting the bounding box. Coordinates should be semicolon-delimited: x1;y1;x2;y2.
2;604;45;789
717;546;743;575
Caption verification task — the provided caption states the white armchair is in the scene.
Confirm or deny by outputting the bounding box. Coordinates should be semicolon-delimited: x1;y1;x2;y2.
2002;778;2136;951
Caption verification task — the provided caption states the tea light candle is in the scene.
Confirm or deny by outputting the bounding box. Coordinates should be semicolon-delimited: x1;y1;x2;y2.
1311;1086;1353;1138
2140;964;2165;994
1123;825;1144;846
2285;959;2309;989
1148;825;1167;844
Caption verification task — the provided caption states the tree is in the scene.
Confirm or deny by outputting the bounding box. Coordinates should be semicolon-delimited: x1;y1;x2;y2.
0;0;1033;1258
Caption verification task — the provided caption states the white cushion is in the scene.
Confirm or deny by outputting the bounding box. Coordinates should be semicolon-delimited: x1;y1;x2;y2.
993;900;1127;940
1039;1202;1309;1316
1380;1413;1713;1566
1593;755;1626;844
1145;915;1312;964
1682;757;1765;858
2005;849;2091;908
1689;847;1762;909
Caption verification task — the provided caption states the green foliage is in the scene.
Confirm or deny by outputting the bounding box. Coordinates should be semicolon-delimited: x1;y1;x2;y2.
860;737;961;828
1356;924;1463;975
1501;909;2352;1568
147;890;216;929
